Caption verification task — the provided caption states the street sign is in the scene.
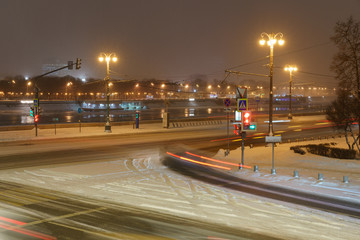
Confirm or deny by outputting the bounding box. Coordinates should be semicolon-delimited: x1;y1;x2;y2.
265;136;282;143
236;88;247;98
33;99;38;107
224;98;231;107
237;98;248;111
235;110;242;121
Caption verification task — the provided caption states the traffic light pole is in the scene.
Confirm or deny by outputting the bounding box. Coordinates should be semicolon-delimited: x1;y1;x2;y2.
225;109;230;156
35;86;39;137
30;59;81;137
240;131;246;169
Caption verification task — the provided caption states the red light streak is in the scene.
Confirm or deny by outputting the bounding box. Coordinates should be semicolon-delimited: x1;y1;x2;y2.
0;216;56;240
0;216;26;225
166;152;231;170
0;222;56;240
185;152;251;169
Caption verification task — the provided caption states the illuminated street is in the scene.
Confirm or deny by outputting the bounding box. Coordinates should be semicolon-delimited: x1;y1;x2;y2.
1;1;360;239
0;117;358;239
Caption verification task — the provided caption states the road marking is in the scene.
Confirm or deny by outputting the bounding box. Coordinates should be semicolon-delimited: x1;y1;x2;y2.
0;196;22;206
232;138;243;142
274;131;286;133
315;122;330;125
252;136;265;139
1;191;40;205
293;129;302;132
0;222;56;240
288;125;301;128
50;221;170;240
24;207;107;227
0;188;57;207
14;188;58;200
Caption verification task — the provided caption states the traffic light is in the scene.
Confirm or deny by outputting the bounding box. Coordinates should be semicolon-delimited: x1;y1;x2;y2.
76;58;81;69
34;114;39;123
30;107;34;117
242;111;257;131
242;111;251;127
136;112;140;119
233;124;241;135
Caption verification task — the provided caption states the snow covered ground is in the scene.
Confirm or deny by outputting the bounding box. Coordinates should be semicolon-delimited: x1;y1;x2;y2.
0;138;359;239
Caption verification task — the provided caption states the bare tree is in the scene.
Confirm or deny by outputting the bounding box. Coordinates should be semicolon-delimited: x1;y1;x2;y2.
329;16;360;148
326;89;360;151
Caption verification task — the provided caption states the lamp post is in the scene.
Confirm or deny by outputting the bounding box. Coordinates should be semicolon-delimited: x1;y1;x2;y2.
259;32;284;136
65;82;72;100
99;53;117;133
26;81;32;98
284;65;298;119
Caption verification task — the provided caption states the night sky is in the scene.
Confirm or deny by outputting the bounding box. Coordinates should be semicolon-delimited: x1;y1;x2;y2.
1;0;360;87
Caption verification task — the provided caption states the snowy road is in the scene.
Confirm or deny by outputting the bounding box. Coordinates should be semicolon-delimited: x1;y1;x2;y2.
0;118;359;239
0;146;360;239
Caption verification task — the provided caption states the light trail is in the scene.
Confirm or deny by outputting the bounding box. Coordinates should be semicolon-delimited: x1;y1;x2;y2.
166;152;231;170
0;219;56;240
185;152;251;169
0;216;26;225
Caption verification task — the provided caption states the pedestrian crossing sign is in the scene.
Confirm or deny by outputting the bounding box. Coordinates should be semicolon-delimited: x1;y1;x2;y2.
237;98;248;111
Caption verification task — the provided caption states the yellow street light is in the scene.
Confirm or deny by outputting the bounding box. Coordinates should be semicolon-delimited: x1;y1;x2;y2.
65;82;72;100
259;32;285;136
98;52;118;133
284;65;298;119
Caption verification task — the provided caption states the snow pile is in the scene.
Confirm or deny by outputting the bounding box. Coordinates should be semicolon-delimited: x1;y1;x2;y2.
214;138;360;203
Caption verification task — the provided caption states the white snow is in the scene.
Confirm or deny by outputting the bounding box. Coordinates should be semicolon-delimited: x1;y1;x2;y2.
0;137;359;239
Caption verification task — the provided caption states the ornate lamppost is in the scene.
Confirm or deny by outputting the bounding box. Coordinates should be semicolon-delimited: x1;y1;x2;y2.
284;65;298;119
99;53;117;133
259;32;285;136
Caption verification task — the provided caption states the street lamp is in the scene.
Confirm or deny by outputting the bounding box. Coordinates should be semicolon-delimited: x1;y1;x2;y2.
66;82;72;100
99;52;117;133
259;32;284;136
26;81;32;97
284;65;298;119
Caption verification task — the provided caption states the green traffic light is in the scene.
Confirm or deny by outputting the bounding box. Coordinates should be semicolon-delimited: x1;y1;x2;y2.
249;125;256;130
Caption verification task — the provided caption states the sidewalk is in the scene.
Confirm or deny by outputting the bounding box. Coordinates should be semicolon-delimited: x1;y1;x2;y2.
0;122;185;142
0;114;329;142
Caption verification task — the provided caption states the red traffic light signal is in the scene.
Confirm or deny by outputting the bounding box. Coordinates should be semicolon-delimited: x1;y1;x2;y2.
233;124;241;135
242;111;251;125
34;114;39;123
241;111;257;131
